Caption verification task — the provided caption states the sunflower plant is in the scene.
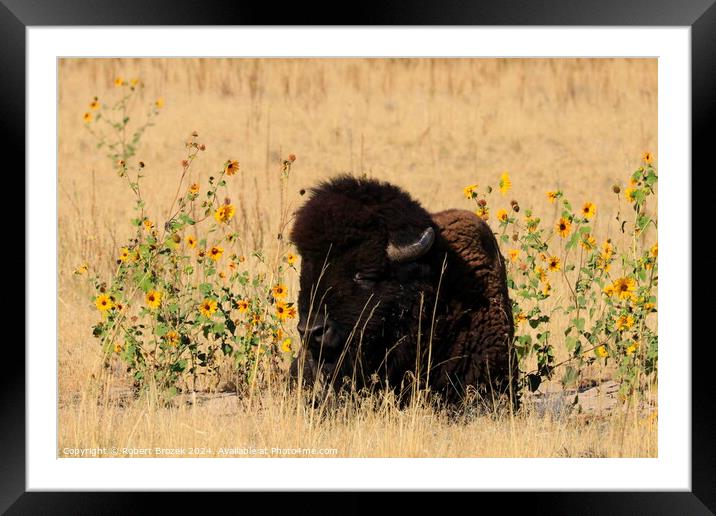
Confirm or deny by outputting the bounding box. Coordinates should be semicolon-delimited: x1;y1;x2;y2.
463;160;658;400
79;80;298;399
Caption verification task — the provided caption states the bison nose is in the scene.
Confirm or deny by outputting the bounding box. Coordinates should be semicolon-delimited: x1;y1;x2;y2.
298;320;339;351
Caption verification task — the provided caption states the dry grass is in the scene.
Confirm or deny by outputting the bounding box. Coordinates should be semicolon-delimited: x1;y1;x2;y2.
58;58;657;457
58;386;657;458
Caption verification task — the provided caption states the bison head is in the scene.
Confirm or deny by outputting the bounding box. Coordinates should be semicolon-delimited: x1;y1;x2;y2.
289;175;439;389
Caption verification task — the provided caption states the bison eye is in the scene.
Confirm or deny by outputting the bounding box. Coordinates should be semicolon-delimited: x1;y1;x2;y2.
354;271;381;287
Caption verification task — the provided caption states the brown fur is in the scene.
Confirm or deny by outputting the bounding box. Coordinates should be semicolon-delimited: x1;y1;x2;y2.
290;176;517;408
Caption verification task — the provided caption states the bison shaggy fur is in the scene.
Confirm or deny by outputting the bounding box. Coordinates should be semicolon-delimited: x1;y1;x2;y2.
289;175;517;408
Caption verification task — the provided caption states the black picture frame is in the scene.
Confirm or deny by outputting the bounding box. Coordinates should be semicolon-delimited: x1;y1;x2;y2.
5;1;710;513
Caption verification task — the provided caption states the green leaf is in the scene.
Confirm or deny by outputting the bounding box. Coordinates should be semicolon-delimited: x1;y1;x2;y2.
179;213;195;225
517;334;533;346
138;275;154;292
637;215;651;232
170;359;187;372
566;231;579;250
565;336;578;352
156;323;169;337
561;366;579;388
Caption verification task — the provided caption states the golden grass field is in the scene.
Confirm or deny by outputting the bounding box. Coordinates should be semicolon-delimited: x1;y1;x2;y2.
58;58;657;458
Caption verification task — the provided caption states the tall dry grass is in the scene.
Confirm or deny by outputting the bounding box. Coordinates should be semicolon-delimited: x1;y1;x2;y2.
58;58;657;457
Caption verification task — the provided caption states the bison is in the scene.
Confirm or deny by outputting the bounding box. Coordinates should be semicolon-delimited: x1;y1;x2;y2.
289;175;517;409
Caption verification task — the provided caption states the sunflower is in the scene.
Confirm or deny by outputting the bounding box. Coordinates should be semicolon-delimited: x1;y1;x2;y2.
286;253;297;266
514;313;527;325
581;202;596;219
119;247;131;262
238;255;246;263
641;152;654;165
237;300;249;313
199;299;218;317
95;294;113;312
189;183;200;195
612;277;636;300
542;281;552;296
146;290;162;309
250;313;263;326
547;255;561;272
499;172;512;195
497;209;508;223
114;343;122;353
186;235;197;248
507;249;519;262
74;263;88;275
615;315;635;331
165;330;180;347
130;78;139;87
225;160;240;176
535;266;547;282
114;77;123;87
281;338;293;353
475;207;489;221
625;187;636;202
89;99;100;110
603;284;616;297
275;302;293;321
580;233;597;251
650;242;658;258
626;341;639;355
546;191;558;203
463;184;478;199
228;261;237;271
555;217;571;238
596;346;609;358
214;204;236;224
272;283;288;300
155;97;165;109
143;219;154;231
602;241;614;259
525;215;539;233
83;112;92;123
209;246;224;261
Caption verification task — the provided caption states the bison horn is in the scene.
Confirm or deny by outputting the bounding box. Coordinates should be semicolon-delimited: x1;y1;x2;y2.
386;227;435;263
